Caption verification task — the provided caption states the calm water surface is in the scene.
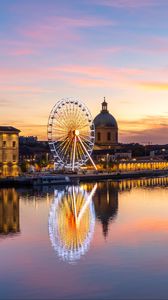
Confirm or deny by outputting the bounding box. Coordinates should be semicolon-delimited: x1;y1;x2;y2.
0;177;168;299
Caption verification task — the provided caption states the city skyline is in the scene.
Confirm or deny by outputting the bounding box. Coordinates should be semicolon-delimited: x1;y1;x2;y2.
0;0;168;144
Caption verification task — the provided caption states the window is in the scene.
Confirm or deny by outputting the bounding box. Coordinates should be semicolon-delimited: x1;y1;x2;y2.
107;132;111;141
13;154;17;162
97;132;101;141
3;154;7;162
3;141;6;147
13;141;16;148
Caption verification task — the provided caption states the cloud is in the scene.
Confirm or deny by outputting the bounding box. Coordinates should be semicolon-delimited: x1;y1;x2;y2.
48;64;144;88
0;121;47;139
0;85;57;94
139;81;168;91
0;63;145;89
93;0;159;8
19;16;115;44
118;115;168;144
9;49;35;56
0;99;13;107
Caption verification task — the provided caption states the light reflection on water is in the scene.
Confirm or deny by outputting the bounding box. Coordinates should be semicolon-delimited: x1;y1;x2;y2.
0;176;168;299
48;185;96;263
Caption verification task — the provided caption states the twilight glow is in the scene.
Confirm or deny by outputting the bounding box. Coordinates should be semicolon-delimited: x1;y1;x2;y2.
0;0;168;144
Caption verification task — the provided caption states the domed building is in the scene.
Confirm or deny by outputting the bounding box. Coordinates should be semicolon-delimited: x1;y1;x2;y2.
94;98;118;149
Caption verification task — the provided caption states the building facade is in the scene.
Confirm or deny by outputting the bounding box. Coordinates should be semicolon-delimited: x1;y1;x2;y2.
94;98;118;148
0;126;20;177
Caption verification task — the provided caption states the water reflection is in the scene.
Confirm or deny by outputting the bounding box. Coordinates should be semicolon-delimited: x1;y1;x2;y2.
1;177;168;299
94;181;118;238
118;176;168;191
49;185;97;263
48;177;168;262
0;188;20;236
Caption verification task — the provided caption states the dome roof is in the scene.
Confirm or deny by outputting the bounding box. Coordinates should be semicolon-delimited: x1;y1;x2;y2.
94;111;118;128
93;98;118;128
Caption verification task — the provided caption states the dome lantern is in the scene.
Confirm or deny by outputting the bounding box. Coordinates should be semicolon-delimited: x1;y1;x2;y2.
101;97;108;113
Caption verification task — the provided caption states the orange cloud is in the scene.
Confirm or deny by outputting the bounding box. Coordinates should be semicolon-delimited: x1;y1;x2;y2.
139;81;168;91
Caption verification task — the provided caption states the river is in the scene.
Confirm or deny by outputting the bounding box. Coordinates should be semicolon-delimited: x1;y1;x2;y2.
0;176;168;299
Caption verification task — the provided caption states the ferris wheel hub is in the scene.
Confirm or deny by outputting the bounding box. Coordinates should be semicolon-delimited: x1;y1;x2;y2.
74;129;80;136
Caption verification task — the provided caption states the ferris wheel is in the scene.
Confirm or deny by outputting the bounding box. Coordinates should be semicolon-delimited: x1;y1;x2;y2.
47;97;97;170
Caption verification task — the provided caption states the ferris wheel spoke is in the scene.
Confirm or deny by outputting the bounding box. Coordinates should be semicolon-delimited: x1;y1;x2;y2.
79;137;91;150
53;124;68;132
60;137;73;161
54;118;69;130
72;135;77;171
78;135;97;170
54;135;69;144
54;140;70;157
54;111;70;128
53;131;68;139
53;128;68;135
78;124;91;131
79;134;94;145
76;140;86;163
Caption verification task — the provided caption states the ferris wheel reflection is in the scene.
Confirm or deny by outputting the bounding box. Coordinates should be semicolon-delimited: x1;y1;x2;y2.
48;184;97;263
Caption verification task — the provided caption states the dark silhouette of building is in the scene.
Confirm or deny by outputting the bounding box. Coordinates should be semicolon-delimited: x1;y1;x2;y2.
93;181;118;238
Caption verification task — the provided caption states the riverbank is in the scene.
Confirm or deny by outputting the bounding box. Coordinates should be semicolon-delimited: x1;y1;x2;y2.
0;169;168;187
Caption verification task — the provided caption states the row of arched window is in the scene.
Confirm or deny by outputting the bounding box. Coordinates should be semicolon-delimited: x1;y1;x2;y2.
97;132;117;142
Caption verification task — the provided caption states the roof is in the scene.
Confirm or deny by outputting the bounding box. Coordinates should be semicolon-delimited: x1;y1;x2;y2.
94;111;118;128
0;126;20;133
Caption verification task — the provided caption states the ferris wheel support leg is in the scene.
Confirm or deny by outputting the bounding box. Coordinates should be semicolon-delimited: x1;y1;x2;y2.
72;136;77;172
78;136;97;170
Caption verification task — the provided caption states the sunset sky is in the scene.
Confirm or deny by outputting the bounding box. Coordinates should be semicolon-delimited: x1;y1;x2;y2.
0;0;168;144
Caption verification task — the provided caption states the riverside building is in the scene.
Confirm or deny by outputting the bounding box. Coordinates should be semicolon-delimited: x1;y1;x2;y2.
0;126;20;177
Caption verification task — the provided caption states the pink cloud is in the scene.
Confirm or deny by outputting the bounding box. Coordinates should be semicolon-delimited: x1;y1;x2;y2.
9;49;35;56
73;78;111;88
0;39;37;57
49;65;144;89
0;85;46;93
19;16;115;43
93;0;159;8
0;63;144;87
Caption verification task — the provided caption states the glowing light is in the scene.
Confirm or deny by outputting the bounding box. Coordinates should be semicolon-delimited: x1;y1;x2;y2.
75;129;80;136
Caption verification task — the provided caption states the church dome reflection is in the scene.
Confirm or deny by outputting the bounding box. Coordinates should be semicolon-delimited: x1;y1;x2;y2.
48;185;96;263
93;182;118;238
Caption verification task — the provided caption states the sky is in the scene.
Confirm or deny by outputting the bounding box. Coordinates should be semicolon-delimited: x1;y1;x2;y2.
0;0;168;144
